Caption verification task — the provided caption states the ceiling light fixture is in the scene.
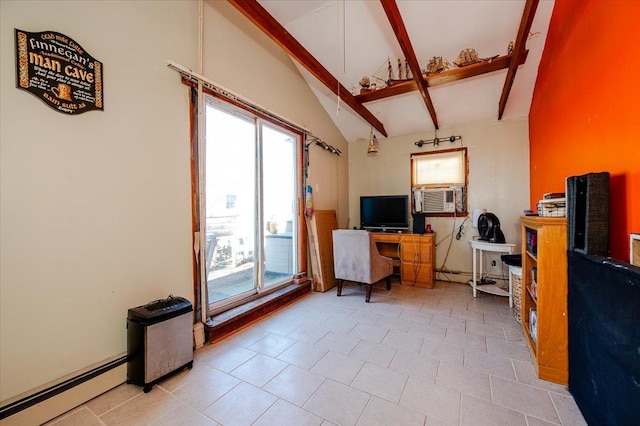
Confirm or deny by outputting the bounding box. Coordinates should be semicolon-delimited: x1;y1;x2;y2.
414;135;461;148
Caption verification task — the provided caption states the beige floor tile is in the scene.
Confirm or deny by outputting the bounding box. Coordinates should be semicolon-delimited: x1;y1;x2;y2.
230;353;288;387
321;316;359;334
374;313;413;331
248;332;297;357
304;380;370;426
460;394;527;426
320;304;358;319
525;415;561;425
420;338;465;365
467;299;504;316
46;407;102;426
203;382;276;425
311;350;365;384
349;339;397;367
436;362;491;401
347;322;390;343
483;311;521;330
437;299;469;311
389;349;439;382
549;391;588;425
408;322;447;342
260;315;305;335
172;367;240;410
465;320;508;339
84;383;142;416
503;325;526;344
398;308;434;324
430;313;466;331
486;336;531;362
286;323;331;344
369;302;405;317
463;348;516;380
314;331;361;355
150;404;217;426
444;328;487;351
254;399;323;426
156;358;211;392
400;377;461;425
347;309;383;325
351;362;408;403
277;340;328;369
389;297;424;311
511;360;569;394
420;303;453;317
41;282;589;426
382;328;426;353
99;387;182;426
263;365;326;406
451;308;485;322
357;396;425;426
490;376;560;423
217;325;270;348
286;296;326;313
202;344;257;372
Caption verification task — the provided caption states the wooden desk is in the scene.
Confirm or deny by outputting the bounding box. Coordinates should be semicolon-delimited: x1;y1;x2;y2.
371;232;436;288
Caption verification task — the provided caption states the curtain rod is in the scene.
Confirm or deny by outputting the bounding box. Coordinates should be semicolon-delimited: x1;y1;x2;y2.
167;60;312;135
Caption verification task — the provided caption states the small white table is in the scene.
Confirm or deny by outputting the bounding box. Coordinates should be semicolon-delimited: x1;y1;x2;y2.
469;240;516;306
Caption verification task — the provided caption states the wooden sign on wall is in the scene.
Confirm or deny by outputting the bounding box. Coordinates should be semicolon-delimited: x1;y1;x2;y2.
15;29;103;115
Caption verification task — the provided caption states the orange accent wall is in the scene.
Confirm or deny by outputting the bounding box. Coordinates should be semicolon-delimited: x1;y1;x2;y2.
529;0;640;262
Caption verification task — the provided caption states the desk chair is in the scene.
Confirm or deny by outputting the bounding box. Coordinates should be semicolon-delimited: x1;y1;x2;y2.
332;230;393;302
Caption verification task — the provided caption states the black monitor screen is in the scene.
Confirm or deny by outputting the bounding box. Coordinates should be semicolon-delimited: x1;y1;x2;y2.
360;195;409;230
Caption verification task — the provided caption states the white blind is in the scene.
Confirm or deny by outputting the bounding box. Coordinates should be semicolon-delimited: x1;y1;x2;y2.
413;150;465;186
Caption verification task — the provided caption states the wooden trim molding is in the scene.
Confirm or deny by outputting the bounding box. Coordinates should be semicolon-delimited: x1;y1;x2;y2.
227;0;387;136
355;52;528;103
498;0;540;119
380;0;439;129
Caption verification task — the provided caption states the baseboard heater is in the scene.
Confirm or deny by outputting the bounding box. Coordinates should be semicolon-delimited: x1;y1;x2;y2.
0;355;127;421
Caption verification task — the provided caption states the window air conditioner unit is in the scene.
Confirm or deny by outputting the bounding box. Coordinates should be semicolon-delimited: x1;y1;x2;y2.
421;188;456;213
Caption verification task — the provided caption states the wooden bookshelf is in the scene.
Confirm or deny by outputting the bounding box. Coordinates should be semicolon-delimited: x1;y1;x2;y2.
520;216;568;385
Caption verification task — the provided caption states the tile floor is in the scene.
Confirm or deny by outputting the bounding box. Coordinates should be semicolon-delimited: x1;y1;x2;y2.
46;281;587;426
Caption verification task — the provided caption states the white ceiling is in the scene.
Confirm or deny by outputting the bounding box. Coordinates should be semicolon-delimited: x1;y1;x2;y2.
256;0;555;143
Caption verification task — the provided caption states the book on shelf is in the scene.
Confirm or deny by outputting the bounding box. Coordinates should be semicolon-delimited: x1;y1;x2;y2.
529;309;537;344
526;229;538;255
530;267;538;299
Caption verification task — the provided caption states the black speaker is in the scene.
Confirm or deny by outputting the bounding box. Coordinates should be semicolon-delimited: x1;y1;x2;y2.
412;213;425;234
567;172;609;256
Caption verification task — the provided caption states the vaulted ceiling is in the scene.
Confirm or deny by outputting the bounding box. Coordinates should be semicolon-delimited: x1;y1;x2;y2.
229;0;554;143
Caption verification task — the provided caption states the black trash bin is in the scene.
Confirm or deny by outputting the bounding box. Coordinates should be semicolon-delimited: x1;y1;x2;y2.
126;295;193;392
501;254;522;267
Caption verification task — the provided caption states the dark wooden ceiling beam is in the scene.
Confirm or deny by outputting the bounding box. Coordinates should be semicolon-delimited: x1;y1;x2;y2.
227;0;387;136
380;0;439;129
498;0;540;119
356;51;528;103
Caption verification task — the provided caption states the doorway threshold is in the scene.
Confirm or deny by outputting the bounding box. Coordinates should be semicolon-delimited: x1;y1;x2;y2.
205;282;311;343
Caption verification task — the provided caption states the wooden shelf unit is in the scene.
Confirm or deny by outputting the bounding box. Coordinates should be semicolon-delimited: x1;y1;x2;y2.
371;232;435;288
520;216;568;385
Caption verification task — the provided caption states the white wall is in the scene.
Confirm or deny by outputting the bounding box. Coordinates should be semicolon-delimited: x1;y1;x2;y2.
348;118;530;280
0;0;349;405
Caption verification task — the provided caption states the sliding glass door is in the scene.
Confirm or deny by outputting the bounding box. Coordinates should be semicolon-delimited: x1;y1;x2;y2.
203;97;298;311
262;125;297;287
